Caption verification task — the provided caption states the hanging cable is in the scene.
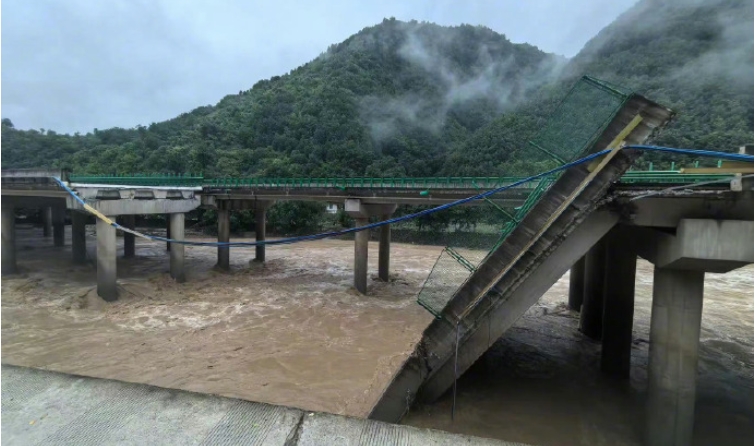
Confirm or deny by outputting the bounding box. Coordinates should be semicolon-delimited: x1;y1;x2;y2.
623;145;754;162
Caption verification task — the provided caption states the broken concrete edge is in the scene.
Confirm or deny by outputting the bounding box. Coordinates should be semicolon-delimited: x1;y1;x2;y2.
1;365;526;446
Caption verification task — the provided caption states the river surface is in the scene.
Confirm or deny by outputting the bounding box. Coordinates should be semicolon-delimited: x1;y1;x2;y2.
2;225;752;445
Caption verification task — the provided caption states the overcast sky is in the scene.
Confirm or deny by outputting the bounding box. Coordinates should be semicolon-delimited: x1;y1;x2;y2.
1;0;637;134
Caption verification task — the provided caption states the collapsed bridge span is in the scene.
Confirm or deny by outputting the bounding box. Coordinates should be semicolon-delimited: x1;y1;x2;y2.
370;81;676;422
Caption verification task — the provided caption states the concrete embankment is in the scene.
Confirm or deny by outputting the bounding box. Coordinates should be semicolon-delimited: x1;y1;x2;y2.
1;365;529;446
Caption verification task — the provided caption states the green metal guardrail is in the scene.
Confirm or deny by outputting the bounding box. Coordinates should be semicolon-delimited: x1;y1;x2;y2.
619;172;734;183
67;173;204;187
203;176;542;189
67;172;735;189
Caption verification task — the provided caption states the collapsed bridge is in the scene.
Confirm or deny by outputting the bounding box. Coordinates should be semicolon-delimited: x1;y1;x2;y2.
2;76;753;446
367;77;753;446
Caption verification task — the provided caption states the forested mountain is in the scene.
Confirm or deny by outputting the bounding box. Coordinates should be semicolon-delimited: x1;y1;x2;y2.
452;0;754;173
1;19;563;177
2;0;753;177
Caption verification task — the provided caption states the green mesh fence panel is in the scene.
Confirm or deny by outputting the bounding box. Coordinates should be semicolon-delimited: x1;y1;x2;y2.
495;174;557;245
415;197;517;316
416;247;490;317
529;76;632;164
416;76;634;318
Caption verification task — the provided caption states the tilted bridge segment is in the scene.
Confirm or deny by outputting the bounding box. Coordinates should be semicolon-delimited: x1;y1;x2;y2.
365;96;753;446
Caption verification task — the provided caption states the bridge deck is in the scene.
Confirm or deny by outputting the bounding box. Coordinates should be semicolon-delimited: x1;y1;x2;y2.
2;171;737;207
61;170;735;188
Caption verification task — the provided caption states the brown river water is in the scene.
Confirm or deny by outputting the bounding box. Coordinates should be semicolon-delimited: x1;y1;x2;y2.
2;225;752;445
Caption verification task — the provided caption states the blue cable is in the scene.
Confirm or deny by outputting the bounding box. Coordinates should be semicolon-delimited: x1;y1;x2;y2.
55;145;752;248
624;145;754;162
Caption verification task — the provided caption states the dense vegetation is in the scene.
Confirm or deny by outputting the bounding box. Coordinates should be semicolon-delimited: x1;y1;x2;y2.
2;0;752;234
1;19;562;178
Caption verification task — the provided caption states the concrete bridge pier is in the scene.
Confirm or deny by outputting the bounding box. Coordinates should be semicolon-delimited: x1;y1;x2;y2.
216;207;230;271
72;211;88;264
579;237;607;340
353;216;370;293
568;255;586;311
345;199;396;294
378;212;395;282
165;214;171;251
2;204;17;275
120;215;136;258
52;206;65;247
646;267;704;446
96;217;118;301
634;219;753;446
254;201;272;263
42;206;53;237
169;213;186;283
600;227;637;378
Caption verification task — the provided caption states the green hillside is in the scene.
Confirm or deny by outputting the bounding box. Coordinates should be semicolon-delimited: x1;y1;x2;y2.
1;19;562;177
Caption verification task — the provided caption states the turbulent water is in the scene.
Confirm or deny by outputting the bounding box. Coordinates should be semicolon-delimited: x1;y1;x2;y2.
404;262;754;446
1;226;434;416
2;225;752;445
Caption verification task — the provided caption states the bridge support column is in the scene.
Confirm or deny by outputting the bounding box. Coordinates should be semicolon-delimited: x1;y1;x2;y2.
579;237;607;340
217;208;230;271
378;213;394;282
568;255;586;311
169;213;185;283
52;206;65;247
72;211;87;264
165;214;171;251
354;217;369;293
96;217;118;301
346;200;397;294
2;205;17;275
42;207;52;237
646;268;704;446
121;215;136;258
630;219;753;446
254;201;272;263
600;228;637;378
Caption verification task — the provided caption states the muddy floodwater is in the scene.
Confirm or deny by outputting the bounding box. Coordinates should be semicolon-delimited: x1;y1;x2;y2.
2;225;753;445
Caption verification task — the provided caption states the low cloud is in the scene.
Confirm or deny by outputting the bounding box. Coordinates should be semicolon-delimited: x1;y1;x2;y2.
671;3;754;89
361;24;566;143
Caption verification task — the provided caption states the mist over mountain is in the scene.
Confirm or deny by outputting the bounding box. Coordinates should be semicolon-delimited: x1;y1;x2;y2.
2;0;752;178
445;0;753;174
